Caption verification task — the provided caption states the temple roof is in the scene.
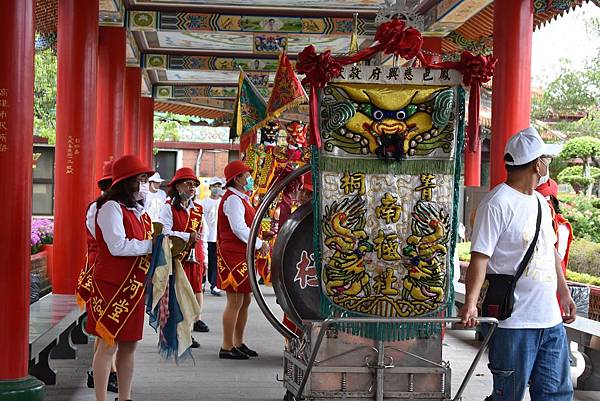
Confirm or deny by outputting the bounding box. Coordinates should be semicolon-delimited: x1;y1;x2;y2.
34;0;594;118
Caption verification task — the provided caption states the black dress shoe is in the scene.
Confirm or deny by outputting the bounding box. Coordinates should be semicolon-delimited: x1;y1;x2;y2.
107;371;118;393
190;337;200;348
87;370;94;388
193;320;210;332
237;343;258;357
219;347;249;360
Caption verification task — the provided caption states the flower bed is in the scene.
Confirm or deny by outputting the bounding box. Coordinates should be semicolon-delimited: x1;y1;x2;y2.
30;218;53;302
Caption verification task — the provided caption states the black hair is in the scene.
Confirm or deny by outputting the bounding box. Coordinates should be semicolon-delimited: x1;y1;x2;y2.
97;179;112;193
549;194;562;214
96;176;138;210
167;180;194;211
504;156;537;173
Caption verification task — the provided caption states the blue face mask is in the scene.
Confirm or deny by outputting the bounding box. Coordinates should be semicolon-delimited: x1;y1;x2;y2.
243;177;254;191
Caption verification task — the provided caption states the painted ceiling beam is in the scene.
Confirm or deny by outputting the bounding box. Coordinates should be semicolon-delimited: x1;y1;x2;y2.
154;85;272;99
128;11;376;36
144;53;294;72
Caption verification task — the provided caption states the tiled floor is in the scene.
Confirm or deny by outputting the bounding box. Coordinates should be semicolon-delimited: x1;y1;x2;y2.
44;287;600;401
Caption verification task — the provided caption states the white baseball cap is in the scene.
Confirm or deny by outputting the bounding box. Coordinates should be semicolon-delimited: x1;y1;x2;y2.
504;126;559;166
208;176;225;186
148;172;164;183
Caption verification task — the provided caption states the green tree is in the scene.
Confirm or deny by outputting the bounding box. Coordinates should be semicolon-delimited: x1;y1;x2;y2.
33;44;57;143
560;136;600;194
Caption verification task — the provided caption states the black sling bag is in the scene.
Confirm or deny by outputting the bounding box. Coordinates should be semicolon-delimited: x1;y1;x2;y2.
479;198;542;320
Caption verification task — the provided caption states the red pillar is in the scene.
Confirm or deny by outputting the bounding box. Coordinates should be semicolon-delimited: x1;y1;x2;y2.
490;0;533;188
0;0;42;390
53;0;99;294
124;67;142;155
464;139;482;186
96;26;126;176
138;96;155;167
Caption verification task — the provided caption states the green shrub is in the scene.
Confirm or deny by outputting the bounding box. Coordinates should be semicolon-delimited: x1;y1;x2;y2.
560;136;600;160
567;270;600;286
456;241;471;262
567;239;600;277
558;194;600;243
556;165;600;192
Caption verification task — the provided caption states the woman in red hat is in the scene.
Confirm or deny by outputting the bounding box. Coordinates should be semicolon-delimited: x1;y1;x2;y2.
159;167;209;348
76;160;119;394
217;160;270;359
88;155;155;401
535;178;573;279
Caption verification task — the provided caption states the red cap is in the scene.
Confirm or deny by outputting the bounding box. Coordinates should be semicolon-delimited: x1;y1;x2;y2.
535;178;558;198
302;172;313;192
111;155;154;187
97;160;113;183
224;160;251;185
168;167;200;186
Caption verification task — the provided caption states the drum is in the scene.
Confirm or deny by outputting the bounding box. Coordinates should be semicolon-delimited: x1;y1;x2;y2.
271;203;322;327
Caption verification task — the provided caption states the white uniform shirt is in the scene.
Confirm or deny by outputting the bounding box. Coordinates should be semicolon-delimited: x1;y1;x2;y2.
96;200;153;257
145;189;167;222
158;200;208;263
471;183;562;329
199;196;221;243
86;202;97;239
222;187;263;250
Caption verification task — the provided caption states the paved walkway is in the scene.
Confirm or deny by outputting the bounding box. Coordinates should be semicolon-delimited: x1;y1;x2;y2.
45;287;600;401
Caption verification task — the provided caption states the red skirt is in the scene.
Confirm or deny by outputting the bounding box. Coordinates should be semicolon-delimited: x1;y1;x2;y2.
85;278;145;342
183;261;204;293
217;249;251;294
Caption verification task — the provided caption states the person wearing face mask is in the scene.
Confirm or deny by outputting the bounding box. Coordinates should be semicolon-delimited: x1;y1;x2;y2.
217;160;270;360
76;160;119;394
200;176;225;296
87;155;155;401
159;167;210;348
536;178;573;313
459;127;576;401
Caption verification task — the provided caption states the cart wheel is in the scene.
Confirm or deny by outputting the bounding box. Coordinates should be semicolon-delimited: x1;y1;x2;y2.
283;390;297;401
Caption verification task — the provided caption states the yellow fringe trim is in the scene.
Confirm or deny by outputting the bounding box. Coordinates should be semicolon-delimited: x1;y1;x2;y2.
95;321;116;347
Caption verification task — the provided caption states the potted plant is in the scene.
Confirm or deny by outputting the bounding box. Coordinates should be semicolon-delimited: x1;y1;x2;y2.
30;218;53;302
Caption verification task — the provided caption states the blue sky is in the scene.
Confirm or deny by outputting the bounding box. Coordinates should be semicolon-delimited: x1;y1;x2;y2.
532;2;600;87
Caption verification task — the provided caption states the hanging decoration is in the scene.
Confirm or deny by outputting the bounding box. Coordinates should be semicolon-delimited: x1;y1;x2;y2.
296;18;496;153
229;68;269;153
266;52;308;120
298;16;474;341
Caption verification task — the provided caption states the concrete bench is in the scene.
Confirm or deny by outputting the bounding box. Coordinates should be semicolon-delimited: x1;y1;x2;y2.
454;282;600;391
29;294;88;385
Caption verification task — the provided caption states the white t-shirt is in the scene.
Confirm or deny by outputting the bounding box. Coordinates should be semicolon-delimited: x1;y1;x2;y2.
200;196;221;243
471;183;562;329
145;189;167;222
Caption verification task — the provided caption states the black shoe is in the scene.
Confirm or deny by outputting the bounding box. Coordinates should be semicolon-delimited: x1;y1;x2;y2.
210;288;223;297
86;370;94;388
237;343;258;357
219;347;249;360
193;320;210;332
190;337;200;348
107;371;118;393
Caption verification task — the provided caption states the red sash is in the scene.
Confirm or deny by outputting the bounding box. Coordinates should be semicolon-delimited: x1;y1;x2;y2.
91;207;152;346
168;200;204;262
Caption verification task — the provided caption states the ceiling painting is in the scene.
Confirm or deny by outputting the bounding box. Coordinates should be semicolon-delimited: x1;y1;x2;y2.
130;0;389;10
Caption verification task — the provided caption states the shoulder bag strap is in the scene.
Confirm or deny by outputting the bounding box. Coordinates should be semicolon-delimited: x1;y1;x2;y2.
514;197;542;282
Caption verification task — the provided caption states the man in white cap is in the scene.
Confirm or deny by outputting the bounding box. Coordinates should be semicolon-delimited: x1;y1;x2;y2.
459;127;576;401
200;176;225;296
145;172;167;221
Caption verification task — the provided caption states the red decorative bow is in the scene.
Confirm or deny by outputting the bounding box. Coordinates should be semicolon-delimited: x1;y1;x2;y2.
296;46;343;89
458;51;496;87
374;19;423;59
457;52;497;152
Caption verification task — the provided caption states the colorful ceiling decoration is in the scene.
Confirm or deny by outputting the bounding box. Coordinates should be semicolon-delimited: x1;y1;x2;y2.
30;0;596;116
